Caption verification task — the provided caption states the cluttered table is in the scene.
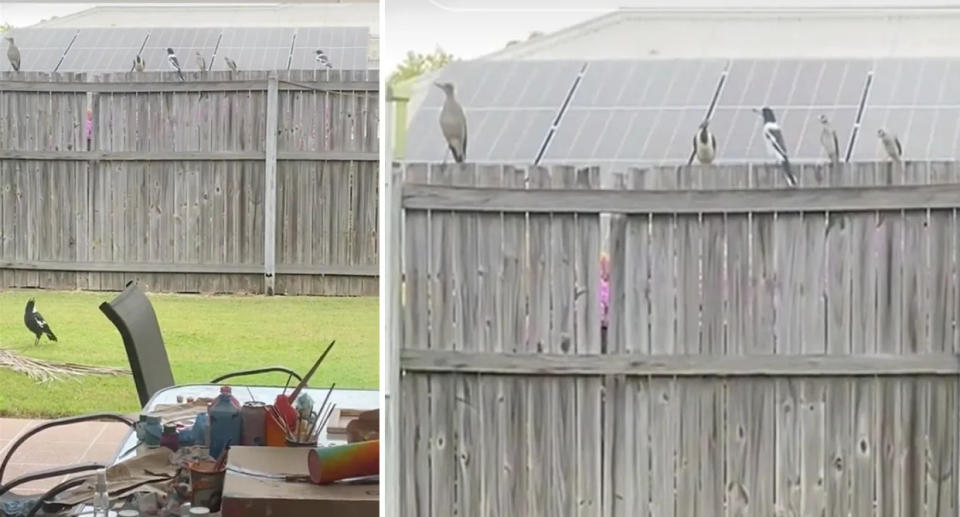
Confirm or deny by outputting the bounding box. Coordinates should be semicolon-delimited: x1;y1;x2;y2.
62;384;378;516
48;340;382;516
113;384;379;463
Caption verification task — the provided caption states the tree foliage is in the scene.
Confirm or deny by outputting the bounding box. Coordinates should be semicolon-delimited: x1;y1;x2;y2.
388;47;455;86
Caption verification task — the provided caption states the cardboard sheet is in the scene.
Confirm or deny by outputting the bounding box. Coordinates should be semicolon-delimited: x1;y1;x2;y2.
221;446;378;517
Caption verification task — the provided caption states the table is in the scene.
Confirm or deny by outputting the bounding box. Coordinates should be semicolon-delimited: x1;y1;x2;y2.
68;384;378;515
114;384;379;463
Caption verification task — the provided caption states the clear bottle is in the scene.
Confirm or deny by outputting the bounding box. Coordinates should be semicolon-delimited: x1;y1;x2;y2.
93;468;110;516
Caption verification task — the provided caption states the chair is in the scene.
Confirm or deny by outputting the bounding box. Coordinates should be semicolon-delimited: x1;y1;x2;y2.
100;281;302;407
0;413;136;517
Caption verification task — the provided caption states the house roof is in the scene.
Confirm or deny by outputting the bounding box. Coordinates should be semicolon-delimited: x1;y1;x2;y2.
30;3;379;35
479;7;960;60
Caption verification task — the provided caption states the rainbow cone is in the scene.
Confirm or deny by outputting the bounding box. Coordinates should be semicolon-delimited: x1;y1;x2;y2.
307;439;379;484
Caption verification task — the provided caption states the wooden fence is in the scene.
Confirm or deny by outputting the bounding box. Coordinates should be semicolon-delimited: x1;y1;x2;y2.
0;70;378;296
387;161;960;516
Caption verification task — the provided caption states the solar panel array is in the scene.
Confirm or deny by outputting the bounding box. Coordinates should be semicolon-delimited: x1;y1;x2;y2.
404;57;960;165
0;27;370;73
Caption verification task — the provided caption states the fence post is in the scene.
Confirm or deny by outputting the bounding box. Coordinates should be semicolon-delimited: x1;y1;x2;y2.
264;72;279;295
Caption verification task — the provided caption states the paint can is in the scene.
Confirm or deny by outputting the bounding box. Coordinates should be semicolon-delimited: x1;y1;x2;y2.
188;460;225;512
241;401;267;446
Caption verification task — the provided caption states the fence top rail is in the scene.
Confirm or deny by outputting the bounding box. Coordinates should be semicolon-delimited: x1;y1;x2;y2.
0;79;378;93
400;350;960;376
402;181;960;213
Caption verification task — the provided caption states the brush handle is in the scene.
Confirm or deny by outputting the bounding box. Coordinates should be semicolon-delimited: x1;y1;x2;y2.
289;340;336;401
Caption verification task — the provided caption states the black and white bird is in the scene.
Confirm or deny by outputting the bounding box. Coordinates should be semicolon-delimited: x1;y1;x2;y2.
195;51;206;72
133;54;145;72
434;81;467;164
6;36;20;72
877;128;902;162
315;49;333;70
166;48;184;81
24;298;57;346
692;120;717;165
754;106;797;187
224;56;238;73
818;114;841;165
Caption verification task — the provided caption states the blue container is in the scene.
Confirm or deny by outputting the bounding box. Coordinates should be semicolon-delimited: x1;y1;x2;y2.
192;412;209;446
207;386;242;458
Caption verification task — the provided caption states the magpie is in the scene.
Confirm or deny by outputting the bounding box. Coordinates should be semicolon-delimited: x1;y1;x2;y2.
24;298;57;346
195;51;206;72
877;128;902;162
6;36;20;72
754;106;797;187
693;120;717;165
315;49;333;70
133;54;145;72
166;48;184;81
435;81;467;164
818;114;840;165
224;56;238;73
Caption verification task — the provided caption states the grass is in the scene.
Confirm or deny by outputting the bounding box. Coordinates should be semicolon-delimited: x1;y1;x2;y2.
0;289;379;418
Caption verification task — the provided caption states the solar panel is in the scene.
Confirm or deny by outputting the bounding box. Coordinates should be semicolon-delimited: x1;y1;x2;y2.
0;29;78;72
710;59;871;164
140;28;222;73
291;27;369;70
404;60;584;163
212;28;295;71
59;29;148;72
541;59;726;164
850;58;960;161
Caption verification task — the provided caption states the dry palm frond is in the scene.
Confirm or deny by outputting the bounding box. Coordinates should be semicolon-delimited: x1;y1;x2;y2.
0;348;130;383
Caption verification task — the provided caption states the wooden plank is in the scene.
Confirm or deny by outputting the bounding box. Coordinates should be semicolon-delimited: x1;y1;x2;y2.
399;349;960;376
526;167;551;516
726;378;775;516
263;72;279;295
0;78;378;93
402;182;960;213
649;377;678;517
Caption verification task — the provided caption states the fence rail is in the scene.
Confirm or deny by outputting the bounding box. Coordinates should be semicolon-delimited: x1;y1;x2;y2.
388;161;960;517
0;70;379;295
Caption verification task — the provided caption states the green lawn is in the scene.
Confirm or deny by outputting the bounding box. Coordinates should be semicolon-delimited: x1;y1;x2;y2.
0;289;379;418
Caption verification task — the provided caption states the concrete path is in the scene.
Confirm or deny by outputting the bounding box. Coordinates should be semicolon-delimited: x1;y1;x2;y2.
0;417;131;494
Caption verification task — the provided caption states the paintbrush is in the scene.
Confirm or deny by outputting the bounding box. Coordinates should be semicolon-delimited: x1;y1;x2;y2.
214;439;232;471
289;340;336;401
313;403;337;441
275;340;336;429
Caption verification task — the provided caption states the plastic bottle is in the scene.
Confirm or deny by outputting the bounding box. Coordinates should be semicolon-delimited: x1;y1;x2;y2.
93;468;110;516
207;386;242;458
193;413;209;446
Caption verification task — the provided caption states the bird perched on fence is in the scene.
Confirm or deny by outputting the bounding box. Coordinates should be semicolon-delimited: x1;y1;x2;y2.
877;128;902;162
692;120;717;165
315;50;333;70
166;48;184;81
195;51;206;73
6;36;20;72
133;54;145;72
434;81;467;164
224;56;238;73
818;114;841;165
24;299;57;346
754;106;797;187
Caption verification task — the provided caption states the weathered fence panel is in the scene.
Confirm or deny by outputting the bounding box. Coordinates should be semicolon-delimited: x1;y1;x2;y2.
392;161;960;517
0;70;378;295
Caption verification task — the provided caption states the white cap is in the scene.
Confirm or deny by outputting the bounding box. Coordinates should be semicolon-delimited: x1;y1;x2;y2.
189;507;211;515
118;510;139;516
